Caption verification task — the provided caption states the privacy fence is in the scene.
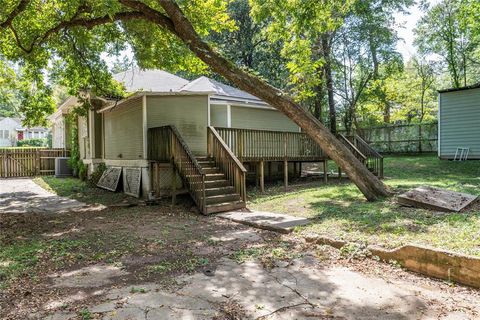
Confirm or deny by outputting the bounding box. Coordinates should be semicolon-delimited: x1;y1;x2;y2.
345;122;438;154
0;148;69;178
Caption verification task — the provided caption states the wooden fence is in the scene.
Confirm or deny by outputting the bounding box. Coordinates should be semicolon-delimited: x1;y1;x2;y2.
0;148;70;178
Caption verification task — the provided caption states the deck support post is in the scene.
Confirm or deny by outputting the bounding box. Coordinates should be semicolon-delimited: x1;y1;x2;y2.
299;162;302;178
284;159;288;191
323;160;328;183
259;160;265;193
338;166;342;179
171;162;177;206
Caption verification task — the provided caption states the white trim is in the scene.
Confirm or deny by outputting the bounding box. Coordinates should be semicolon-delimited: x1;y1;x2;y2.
227;104;232;128
89;110;95;159
438;93;441;157
142;94;148;159
207;94;211;126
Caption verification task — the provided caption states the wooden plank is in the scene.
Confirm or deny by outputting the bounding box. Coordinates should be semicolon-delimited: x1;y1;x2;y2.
259;160;264;193
397;186;477;212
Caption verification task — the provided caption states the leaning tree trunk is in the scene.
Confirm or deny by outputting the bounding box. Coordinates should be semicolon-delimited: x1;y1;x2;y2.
139;0;391;200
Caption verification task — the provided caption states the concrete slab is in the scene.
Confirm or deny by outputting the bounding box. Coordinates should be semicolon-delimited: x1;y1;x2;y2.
397;186;477;212
0;178;86;213
217;210;310;233
43;256;480;320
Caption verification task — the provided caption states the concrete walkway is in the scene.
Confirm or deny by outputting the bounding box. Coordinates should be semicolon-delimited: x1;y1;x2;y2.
0;178;85;213
218;210;310;233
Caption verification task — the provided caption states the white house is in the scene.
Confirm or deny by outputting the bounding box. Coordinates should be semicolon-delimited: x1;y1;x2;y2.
0;117;21;147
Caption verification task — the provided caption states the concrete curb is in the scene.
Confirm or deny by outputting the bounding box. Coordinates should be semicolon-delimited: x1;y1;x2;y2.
305;235;480;289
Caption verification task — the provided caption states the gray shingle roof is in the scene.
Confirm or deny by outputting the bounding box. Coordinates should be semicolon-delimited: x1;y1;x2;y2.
113;69;190;93
179;76;262;102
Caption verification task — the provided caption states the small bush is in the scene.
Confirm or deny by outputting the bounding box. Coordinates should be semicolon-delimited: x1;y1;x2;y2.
17;138;47;147
88;163;106;186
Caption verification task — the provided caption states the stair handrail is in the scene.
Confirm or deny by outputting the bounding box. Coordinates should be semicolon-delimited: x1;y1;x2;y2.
149;125;206;212
207;126;247;203
168;125;205;175
352;134;384;178
338;134;367;163
353;134;383;159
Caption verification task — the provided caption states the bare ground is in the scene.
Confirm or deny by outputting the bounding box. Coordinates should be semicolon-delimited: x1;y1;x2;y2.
1;180;480;319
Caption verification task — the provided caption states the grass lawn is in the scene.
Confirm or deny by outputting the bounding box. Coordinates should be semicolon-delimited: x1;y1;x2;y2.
34;176;130;205
249;155;480;256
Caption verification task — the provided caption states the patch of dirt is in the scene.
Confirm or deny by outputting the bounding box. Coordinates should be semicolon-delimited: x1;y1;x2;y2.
0;197;274;319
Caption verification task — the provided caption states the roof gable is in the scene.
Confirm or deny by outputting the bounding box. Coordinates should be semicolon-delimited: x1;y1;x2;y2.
180;76;261;102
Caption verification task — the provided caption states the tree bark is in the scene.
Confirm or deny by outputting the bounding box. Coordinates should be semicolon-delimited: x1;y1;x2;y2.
320;34;336;134
129;0;392;200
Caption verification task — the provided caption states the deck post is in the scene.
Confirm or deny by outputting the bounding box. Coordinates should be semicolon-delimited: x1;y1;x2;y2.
171;162;177;206
338;166;342;179
259;160;265;193
323;160;328;183
284;159;288;191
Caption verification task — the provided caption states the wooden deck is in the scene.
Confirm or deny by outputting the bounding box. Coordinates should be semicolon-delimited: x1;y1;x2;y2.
148;125;383;214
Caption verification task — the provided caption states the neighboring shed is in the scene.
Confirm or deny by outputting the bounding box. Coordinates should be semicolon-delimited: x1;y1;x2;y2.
438;83;480;159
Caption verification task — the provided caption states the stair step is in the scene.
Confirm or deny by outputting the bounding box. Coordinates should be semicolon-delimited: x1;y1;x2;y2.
205;200;246;214
198;161;216;168
205;193;241;205
196;156;211;161
202;167;221;174
205;186;235;196
204;180;230;188
205;173;225;181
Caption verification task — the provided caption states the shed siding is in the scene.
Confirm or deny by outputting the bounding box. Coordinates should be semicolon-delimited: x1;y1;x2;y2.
210;104;228;127
147;95;208;155
439;88;480;159
104;97;144;160
231;106;299;132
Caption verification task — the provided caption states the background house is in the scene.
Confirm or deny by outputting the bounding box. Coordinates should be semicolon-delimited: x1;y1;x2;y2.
0;117;50;147
438;83;480;159
0;117;21;146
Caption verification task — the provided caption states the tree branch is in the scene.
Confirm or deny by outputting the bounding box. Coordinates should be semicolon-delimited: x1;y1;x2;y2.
0;0;29;28
11;11;146;54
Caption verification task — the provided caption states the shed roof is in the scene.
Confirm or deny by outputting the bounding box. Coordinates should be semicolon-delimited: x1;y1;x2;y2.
438;83;480;93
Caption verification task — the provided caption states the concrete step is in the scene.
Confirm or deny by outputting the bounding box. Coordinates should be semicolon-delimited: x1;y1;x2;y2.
205;186;235;196
205;200;246;214
205;193;241;205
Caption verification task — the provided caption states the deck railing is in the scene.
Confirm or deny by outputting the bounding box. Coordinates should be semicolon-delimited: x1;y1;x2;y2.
214;127;326;161
148;126;206;212
207;127;247;202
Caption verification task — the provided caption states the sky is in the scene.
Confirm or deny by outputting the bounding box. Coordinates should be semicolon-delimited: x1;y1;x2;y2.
394;0;441;61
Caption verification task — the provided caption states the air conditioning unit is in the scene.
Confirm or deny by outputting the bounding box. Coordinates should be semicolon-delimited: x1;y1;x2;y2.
55;157;73;177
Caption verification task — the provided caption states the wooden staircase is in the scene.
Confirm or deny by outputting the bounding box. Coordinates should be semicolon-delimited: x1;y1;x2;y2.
338;134;384;178
148;125;246;215
196;156;245;214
